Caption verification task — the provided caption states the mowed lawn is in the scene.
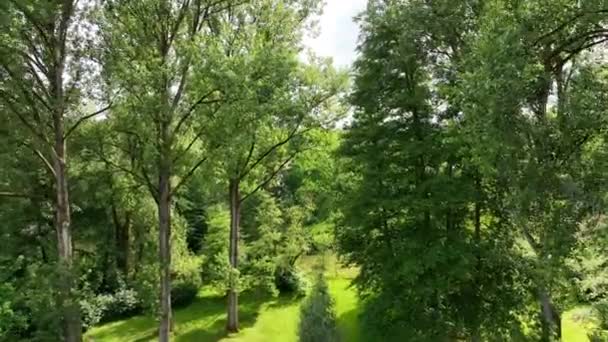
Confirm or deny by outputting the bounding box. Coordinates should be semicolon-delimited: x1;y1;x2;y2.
85;256;361;342
85;257;594;342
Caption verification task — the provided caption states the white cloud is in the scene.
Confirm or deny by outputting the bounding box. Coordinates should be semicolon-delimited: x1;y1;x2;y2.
303;0;367;68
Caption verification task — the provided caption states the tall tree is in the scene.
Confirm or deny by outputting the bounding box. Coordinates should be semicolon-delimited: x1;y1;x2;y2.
338;1;539;340
102;1;236;340
204;0;345;330
460;1;608;339
0;1;106;340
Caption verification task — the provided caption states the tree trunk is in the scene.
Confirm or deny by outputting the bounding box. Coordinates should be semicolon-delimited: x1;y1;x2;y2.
158;150;173;341
539;289;561;341
471;178;482;342
53;117;81;342
227;178;240;332
112;206;130;276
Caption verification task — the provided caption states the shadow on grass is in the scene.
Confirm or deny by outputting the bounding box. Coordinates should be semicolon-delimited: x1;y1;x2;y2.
87;291;275;342
265;293;304;310
175;292;270;342
337;308;366;342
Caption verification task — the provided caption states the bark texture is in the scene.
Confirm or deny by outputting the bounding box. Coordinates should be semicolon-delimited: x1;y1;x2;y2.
51;2;81;339
53;123;81;342
539;289;561;341
227;178;241;332
158;132;173;342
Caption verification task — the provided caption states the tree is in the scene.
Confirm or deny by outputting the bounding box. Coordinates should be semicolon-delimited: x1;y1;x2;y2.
460;1;608;339
101;1;236;339
218;56;344;331
336;0;608;340
0;1;107;339
200;0;345;331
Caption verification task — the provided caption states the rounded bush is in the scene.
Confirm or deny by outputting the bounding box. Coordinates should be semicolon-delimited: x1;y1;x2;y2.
171;281;199;308
102;287;141;322
80;285;142;328
275;268;310;297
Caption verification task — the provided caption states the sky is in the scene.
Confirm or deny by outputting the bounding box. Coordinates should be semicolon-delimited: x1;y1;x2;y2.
303;0;368;68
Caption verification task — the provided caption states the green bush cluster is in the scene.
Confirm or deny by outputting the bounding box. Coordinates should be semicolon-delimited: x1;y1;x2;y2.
80;282;141;329
0;283;29;339
171;281;199;308
276;268;310;297
80;270;202;329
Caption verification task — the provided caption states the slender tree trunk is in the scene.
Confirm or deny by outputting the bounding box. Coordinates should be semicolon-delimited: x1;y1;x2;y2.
539;288;561;341
112;206;130;276
227;178;240;332
53;116;81;342
51;20;81;335
157;96;173;339
158;144;173;341
119;216;130;276
471;176;482;342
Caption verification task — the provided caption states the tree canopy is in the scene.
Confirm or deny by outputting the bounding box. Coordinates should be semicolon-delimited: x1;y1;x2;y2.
2;1;608;341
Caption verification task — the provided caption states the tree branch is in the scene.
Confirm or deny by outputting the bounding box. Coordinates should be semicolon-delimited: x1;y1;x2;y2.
64;102;113;139
1;63;54;113
240;149;301;203
9;0;52;46
533;9;608;46
97;140;158;201
171;65;190;113
239;121;306;179
0;90;51;147
22;142;56;177
167;0;191;48
550;29;608;60
173;88;222;136
239;137;256;175
522;225;541;254
172;155;209;194
0;191;40;199
173;130;203;164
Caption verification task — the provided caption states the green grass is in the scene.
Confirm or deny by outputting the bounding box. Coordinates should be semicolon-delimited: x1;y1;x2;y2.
329;277;361;342
563;306;600;342
85;287;262;342
86;281;360;342
86;255;360;342
86;255;598;342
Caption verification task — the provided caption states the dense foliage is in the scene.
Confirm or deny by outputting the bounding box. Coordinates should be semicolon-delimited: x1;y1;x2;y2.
338;0;608;341
2;0;608;341
0;0;343;341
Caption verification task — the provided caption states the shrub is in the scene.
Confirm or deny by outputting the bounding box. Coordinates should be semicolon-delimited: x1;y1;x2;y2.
171;281;199;308
102;286;141;322
80;296;106;330
80;281;142;329
298;274;338;342
589;331;608;342
597;302;608;330
171;252;202;308
0;283;29;339
276;268;310;297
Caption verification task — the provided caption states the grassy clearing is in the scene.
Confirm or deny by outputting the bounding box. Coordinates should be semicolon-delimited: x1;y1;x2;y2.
85;288;302;342
563;306;600;342
86;281;358;342
86;255;596;342
85;255;359;342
